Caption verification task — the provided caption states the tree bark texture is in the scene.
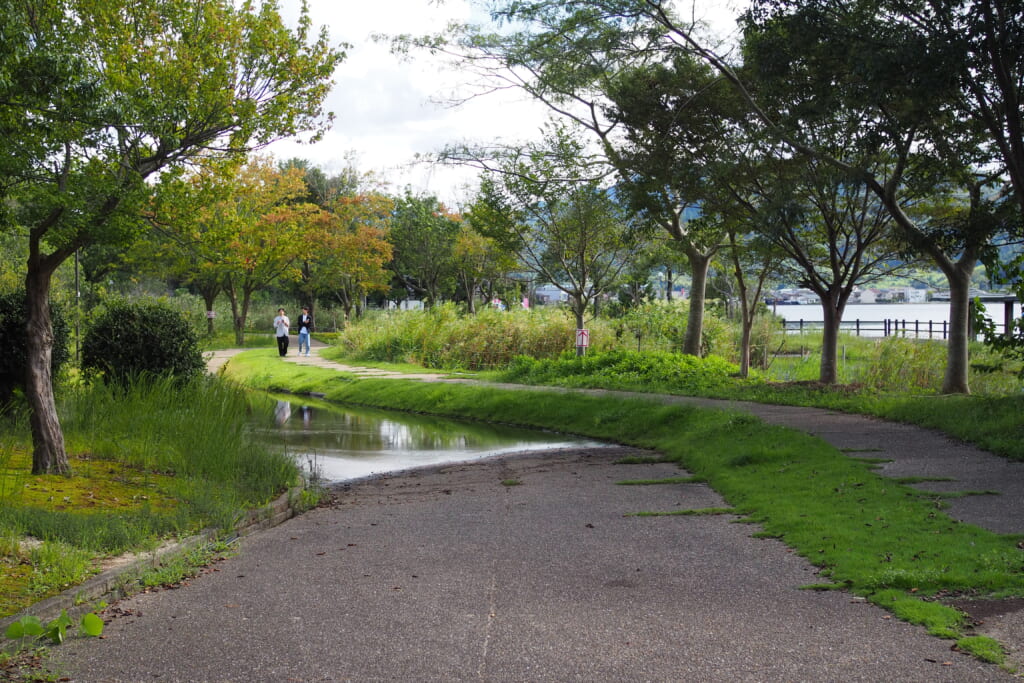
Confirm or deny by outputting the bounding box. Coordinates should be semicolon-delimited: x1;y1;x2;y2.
24;267;70;475
682;253;712;356
819;296;843;385
943;272;973;394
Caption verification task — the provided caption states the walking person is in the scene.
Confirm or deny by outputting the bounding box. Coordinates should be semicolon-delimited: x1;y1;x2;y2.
297;306;314;357
273;308;290;357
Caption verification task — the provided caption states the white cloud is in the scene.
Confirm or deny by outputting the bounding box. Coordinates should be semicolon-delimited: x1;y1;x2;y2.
268;0;744;206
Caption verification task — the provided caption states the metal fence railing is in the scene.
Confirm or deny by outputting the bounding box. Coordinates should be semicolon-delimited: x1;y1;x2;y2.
781;318;959;340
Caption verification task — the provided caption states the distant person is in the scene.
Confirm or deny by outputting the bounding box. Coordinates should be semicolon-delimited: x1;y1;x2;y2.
273;308;290;356
297;306;314;357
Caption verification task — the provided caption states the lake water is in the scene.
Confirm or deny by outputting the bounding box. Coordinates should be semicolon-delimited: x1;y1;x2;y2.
771;302;1022;323
253;396;604;483
771;301;1022;338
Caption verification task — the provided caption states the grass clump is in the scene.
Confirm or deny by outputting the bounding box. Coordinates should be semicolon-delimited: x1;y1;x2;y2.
955;635;1007;665
869;589;967;639
59;375;299;526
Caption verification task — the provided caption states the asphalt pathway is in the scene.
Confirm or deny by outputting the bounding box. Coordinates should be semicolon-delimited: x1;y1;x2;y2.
49;346;1024;681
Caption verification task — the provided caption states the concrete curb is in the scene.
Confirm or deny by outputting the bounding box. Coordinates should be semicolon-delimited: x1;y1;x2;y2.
0;486;306;640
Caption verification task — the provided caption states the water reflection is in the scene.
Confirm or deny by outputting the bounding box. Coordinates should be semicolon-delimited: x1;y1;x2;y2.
256;396;604;483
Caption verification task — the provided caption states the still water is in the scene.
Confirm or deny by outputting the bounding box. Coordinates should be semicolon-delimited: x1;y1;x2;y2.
253;396;604;483
771;302;1022;324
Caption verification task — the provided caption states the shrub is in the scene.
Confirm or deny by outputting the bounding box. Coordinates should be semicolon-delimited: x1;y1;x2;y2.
0;290;71;403
82;298;205;386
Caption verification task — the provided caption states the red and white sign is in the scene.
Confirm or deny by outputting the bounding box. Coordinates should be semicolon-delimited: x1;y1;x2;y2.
575;328;590;347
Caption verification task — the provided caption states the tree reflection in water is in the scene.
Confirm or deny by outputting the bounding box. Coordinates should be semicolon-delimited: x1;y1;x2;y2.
256;396;603;483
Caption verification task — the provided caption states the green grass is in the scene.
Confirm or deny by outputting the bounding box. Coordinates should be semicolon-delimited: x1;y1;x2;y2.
0;374;301;618
316;349;472;376
956;635;1007;665
225;350;1024;653
487;349;1024;462
201;332;277;351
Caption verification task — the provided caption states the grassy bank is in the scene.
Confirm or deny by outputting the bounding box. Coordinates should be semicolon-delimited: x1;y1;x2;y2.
498;350;1024;462
226;350;1024;666
0;375;301;619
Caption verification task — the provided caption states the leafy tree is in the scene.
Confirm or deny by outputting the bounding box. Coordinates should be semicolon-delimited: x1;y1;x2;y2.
280;156;363;207
0;0;343;473
143;166;233;335
604;55;763;355
406;9;726;356
303;192;394;323
736;0;1010;392
178;157;321;345
388;193;462;306
758;158;907;383
721;228;785;379
472;124;647;346
453;215;519;314
454;0;1021;393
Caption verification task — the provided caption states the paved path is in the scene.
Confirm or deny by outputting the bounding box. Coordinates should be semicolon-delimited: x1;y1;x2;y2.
49;346;1024;681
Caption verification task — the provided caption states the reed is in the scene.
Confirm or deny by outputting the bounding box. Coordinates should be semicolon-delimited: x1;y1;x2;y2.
0;374;301;616
60;375;299;524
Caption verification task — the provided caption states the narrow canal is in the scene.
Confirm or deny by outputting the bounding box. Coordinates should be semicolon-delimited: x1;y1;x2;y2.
252;395;605;483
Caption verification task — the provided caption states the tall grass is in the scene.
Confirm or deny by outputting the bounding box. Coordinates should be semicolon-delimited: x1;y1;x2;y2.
504;349;737;394
330;304;602;369
60;375;300;527
326;303;1023;395
0;375;300;615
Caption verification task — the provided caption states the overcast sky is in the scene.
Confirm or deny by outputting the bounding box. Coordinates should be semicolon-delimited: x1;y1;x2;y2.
267;1;744;207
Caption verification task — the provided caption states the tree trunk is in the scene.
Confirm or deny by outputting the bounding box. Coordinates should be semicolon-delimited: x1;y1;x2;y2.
227;287;245;346
682;253;712;356
738;319;752;379
573;298;586;357
819;295;843;385
25;266;70;475
225;279;255;346
943;269;973;394
202;290;218;335
463;277;478;314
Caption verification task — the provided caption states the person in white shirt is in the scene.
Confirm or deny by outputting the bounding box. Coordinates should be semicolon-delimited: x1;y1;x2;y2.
273;308;290;356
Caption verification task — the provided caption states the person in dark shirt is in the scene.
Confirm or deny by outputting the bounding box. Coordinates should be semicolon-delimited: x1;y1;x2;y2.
297;306;314;357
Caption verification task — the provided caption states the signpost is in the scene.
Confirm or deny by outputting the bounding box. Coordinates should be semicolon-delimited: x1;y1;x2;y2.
575;328;590;356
